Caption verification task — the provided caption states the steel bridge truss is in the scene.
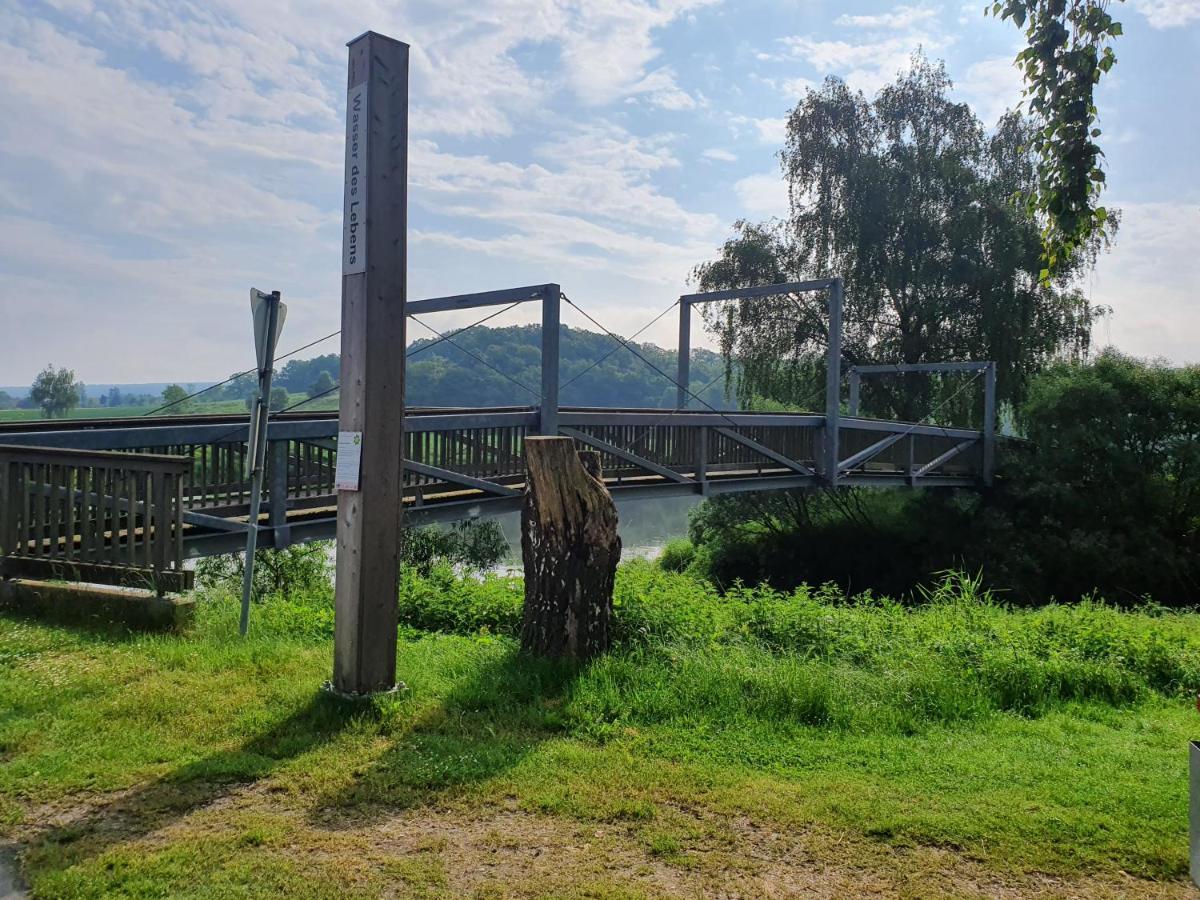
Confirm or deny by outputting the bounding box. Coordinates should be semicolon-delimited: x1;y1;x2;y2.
0;280;997;575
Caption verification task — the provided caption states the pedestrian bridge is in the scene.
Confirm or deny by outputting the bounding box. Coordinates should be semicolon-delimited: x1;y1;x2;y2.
0;281;997;592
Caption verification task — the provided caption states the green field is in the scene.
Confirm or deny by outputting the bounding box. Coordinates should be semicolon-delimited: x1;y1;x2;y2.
0;395;314;423
1;564;1197;897
0;405;162;422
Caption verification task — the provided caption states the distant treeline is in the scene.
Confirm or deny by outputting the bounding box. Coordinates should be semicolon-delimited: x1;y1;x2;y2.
253;325;734;410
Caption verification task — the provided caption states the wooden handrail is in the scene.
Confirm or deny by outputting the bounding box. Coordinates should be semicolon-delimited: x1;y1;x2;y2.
0;444;190;473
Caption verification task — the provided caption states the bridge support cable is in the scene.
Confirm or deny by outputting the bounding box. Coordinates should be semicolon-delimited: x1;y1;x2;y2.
913;439;979;479
140;327;342;418
673;279;841;412
561;294;749;425
404;461;522;498
557;298;680;396
561;293;823;482
663;279;845;484
560;427;697;485
146;290;530;421
409;314;542;402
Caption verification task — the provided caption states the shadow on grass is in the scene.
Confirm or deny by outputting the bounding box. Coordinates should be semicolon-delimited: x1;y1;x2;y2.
309;648;584;825
22;691;358;877
21;644;586;878
0;605;160;646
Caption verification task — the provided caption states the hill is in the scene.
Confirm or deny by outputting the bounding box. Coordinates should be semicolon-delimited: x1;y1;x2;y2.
272;325;734;409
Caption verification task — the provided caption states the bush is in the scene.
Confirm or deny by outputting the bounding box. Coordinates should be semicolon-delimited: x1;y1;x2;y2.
396;564;522;634
687;351;1200;605
193;558;1200;734
389;562;1200;705
657;538;695;573
195;542;332;602
402;520;510;575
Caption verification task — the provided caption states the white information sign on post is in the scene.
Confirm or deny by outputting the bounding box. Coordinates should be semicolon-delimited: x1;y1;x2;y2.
335;431;363;491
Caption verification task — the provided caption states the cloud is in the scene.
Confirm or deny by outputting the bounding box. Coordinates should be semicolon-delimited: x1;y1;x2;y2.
1131;0;1200;28
954;56;1023;125
627;66;705;110
0;2;727;381
834;5;938;29
413;126;719;242
779;76;818;100
1090;202;1200;364
734;171;788;219
731;116;788;145
778;33;953;95
777;3;957;97
702;148;737;162
557;0;720;106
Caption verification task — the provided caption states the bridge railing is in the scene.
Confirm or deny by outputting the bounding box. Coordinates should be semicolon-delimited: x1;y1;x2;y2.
0;445;193;592
837;420;982;482
0;409;989;558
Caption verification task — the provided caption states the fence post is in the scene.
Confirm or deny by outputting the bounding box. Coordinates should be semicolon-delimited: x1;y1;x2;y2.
983;361;996;486
0;456;12;557
540;284;561;435
677;298;691;410
824;278;844;487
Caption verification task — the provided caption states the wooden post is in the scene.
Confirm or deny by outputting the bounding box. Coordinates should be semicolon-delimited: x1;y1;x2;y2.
520;438;621;660
333;32;409;696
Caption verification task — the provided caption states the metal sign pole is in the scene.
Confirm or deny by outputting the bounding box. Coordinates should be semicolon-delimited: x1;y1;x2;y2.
240;289;283;636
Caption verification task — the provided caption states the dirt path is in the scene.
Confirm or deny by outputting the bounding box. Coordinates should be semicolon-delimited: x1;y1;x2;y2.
12;786;1197;899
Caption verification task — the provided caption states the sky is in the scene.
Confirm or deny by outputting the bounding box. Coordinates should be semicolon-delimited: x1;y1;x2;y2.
0;0;1197;388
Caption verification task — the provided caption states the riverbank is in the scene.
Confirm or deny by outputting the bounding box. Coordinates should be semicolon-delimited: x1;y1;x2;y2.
2;565;1196;896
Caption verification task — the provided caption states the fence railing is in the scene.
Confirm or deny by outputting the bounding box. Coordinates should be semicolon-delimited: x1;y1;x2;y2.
0;445;192;592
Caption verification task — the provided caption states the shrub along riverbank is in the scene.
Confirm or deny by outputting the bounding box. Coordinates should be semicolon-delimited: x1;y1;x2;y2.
2;563;1198;895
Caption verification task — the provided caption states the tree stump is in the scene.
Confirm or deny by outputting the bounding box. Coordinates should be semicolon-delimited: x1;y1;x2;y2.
520;438;621;660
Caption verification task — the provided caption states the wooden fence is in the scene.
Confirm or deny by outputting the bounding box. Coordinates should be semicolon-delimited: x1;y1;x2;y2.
0;445;193;592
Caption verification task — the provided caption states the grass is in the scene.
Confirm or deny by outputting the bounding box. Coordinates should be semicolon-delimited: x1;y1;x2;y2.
2;564;1198;897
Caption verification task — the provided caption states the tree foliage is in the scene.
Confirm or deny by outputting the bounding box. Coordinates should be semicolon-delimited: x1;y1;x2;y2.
272;327;730;410
988;0;1122;277
690;352;1200;605
30;365;83;418
402;520;510;575
978;349;1200;602
308;370;336;399
693;56;1102;422
161;384;189;412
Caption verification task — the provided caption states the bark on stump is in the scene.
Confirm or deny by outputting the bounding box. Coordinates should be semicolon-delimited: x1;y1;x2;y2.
520;438;621;660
